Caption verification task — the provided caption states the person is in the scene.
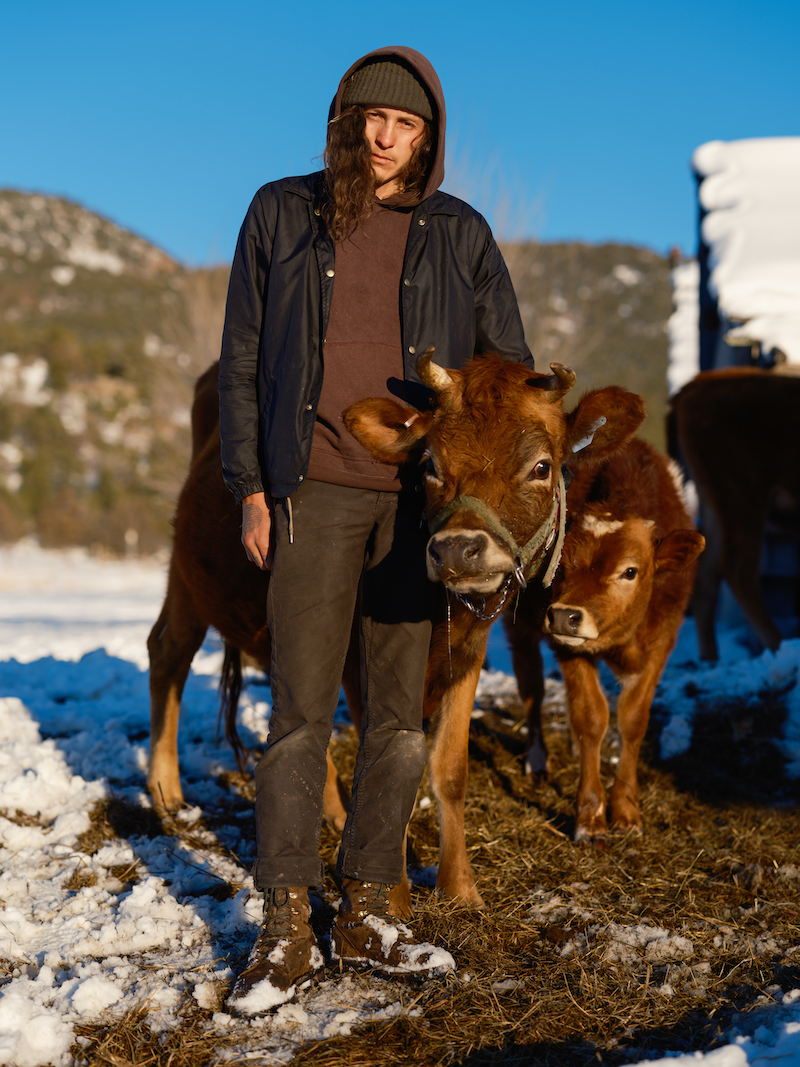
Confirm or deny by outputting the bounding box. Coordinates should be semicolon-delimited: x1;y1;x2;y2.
219;45;533;1012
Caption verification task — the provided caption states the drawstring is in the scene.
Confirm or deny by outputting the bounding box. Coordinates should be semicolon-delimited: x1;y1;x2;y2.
286;496;294;544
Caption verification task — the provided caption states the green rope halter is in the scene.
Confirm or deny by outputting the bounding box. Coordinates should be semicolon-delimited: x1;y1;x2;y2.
427;470;567;590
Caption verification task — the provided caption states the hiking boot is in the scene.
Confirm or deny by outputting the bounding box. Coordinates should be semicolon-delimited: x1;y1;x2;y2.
227;887;324;1014
331;878;455;976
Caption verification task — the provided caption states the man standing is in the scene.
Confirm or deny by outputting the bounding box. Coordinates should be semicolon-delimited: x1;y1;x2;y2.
219;46;533;1012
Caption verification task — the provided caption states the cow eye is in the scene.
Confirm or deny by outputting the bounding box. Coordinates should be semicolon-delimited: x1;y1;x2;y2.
422;452;440;482
529;460;551;481
621;567;638;580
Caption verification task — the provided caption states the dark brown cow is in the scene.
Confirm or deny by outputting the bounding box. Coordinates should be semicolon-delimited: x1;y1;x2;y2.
149;354;644;909
345;352;644;904
506;438;704;842
671;367;800;660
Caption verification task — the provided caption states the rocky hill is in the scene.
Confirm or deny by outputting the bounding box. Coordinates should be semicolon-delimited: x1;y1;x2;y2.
0;190;228;553
501;240;672;446
0;190;673;555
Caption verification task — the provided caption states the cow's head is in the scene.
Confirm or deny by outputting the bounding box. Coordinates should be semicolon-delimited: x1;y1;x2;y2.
344;351;646;599
544;506;705;651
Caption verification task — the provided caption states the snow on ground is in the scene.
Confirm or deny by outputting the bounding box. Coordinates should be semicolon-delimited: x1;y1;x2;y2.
1;540;799;1066
693;137;800;363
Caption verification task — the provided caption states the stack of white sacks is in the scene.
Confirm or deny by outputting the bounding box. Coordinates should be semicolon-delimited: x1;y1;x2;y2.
668;136;800;395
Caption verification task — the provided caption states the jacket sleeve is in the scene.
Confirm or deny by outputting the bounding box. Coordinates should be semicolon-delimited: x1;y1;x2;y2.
218;188;275;502
471;219;534;367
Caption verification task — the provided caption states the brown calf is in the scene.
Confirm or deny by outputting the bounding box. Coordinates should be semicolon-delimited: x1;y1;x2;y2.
345;353;644;903
506;438;704;842
671;367;800;660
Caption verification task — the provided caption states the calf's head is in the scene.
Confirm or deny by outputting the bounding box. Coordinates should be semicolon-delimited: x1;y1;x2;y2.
544;506;705;651
344;352;646;596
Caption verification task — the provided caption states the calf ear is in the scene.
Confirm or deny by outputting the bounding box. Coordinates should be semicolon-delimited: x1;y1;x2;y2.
566;387;646;463
343;398;433;463
654;529;705;572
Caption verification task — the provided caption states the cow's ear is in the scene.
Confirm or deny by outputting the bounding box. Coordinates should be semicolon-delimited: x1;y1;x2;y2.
566;387;646;463
343;398;433;463
654;529;705;572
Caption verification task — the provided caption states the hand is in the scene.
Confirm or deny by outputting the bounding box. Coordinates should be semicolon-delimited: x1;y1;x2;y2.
241;492;273;569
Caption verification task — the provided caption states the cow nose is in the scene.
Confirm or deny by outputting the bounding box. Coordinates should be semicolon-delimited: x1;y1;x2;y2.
547;606;583;634
428;532;488;575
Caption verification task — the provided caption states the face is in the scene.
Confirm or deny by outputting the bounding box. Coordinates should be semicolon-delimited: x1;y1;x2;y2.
363;106;426;198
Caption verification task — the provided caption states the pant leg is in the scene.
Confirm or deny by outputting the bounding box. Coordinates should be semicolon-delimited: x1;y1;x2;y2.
337;490;433;884
253;480;374;889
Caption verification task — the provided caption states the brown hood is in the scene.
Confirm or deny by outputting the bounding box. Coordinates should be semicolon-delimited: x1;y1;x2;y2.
328;45;446;201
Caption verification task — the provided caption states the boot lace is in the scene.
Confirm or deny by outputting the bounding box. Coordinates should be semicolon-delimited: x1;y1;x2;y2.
259;887;301;941
354;881;391;919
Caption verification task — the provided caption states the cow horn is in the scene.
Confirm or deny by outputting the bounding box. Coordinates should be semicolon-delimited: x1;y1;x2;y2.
416;348;454;395
527;362;576;402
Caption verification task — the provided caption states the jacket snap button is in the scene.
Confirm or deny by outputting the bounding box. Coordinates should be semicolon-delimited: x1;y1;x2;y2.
418;218;426;226
306;404;312;410
403;278;410;286
408;346;416;354
326;269;335;278
314;208;321;216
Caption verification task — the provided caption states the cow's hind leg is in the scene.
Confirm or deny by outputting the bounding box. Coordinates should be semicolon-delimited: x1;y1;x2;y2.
693;505;723;661
723;503;783;653
147;562;207;816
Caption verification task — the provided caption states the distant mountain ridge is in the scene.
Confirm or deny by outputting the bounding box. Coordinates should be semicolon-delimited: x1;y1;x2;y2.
0;190;672;554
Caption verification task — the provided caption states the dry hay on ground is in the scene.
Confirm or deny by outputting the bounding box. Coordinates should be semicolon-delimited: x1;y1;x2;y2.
73;683;800;1067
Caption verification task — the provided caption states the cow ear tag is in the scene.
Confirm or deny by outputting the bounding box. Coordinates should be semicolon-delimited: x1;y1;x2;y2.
572;416;607;453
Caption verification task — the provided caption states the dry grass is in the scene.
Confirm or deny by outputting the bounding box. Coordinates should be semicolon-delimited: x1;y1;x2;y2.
69;688;800;1067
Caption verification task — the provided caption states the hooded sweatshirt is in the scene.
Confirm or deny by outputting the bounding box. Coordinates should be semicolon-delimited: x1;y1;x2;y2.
218;47;532;504
307;47;447;491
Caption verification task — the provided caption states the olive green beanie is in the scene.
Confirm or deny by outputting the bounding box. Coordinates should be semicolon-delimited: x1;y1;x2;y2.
341;58;433;121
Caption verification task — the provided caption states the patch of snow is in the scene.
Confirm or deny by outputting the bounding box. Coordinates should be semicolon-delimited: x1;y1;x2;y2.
613;264;643;287
50;265;75;286
0;542;798;1065
668;259;700;394
63;239;125;276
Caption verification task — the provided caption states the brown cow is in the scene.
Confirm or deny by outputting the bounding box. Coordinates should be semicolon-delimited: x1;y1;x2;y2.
150;354;644;909
345;352;644;903
670;367;800;660
506;438;704;842
147;364;355;832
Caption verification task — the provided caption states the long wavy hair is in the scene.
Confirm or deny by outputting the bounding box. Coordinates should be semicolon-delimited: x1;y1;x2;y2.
322;105;433;242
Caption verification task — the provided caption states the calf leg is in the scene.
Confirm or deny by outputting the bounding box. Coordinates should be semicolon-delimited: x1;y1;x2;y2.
508;624;548;776
427;654;486;907
561;656;609;843
609;650;666;832
147;563;207;816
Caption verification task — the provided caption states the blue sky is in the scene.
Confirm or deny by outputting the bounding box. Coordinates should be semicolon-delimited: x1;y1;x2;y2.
3;0;798;265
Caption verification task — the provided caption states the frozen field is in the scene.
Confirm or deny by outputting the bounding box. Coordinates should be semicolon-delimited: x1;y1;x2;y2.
0;540;799;1067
